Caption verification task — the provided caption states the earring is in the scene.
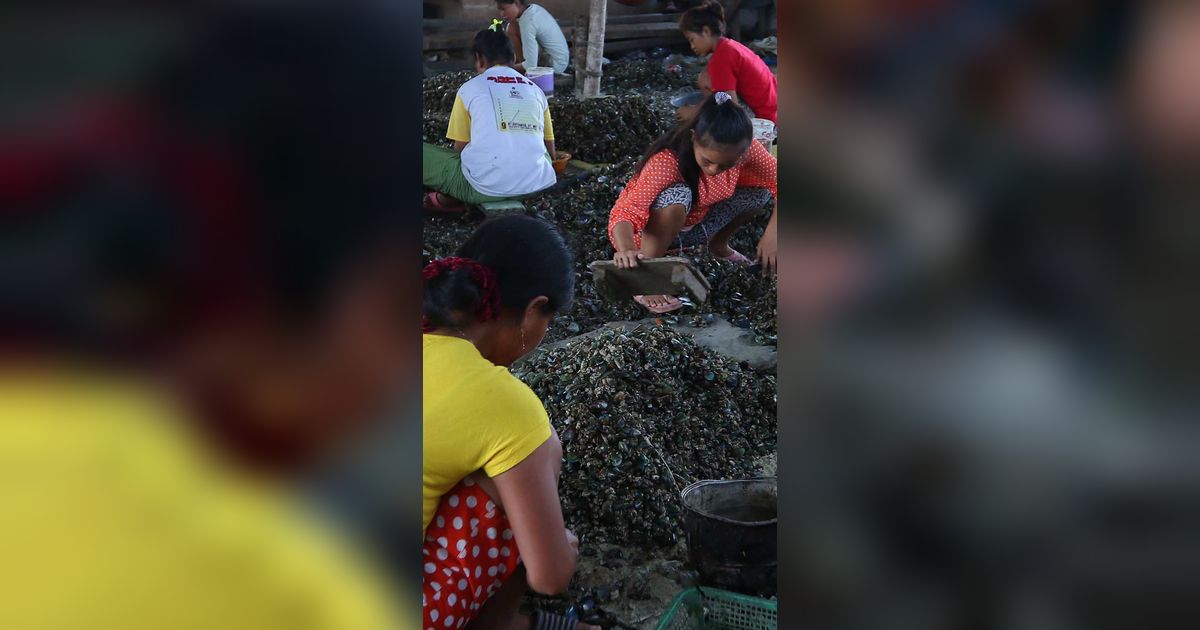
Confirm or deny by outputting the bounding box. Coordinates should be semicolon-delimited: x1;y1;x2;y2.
521;328;527;353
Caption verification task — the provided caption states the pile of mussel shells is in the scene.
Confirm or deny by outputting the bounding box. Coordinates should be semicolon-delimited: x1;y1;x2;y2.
422;158;776;345
422;70;474;115
677;237;778;343
422;111;452;147
601;54;700;94
514;325;776;548
546;95;675;165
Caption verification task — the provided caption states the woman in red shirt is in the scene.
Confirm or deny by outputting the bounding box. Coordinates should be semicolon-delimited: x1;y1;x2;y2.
680;1;777;124
609;92;778;313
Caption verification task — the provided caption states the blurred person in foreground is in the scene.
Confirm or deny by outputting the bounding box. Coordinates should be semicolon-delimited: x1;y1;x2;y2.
422;216;597;630
770;2;1200;629
0;6;417;629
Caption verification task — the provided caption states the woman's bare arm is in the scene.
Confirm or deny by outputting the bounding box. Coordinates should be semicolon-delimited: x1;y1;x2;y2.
485;434;575;595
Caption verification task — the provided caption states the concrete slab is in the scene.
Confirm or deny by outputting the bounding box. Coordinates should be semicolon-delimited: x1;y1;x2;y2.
669;317;778;371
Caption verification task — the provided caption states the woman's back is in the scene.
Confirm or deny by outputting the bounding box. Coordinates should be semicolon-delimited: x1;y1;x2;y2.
452;66;556;197
0;370;402;630
710;37;777;123
421;333;551;533
519;4;570;73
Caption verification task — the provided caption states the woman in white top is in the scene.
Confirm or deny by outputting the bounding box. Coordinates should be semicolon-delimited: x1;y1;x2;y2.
423;24;558;211
498;1;570;74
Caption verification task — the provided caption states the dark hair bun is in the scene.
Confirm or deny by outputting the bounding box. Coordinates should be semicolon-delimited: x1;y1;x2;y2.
471;27;516;66
679;0;727;36
423;216;574;330
695;92;753;147
699;0;725;23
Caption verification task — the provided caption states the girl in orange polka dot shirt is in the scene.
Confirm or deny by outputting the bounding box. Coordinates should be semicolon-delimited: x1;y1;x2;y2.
609;92;777;313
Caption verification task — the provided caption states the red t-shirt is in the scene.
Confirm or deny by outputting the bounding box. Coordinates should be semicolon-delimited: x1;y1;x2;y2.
707;37;777;123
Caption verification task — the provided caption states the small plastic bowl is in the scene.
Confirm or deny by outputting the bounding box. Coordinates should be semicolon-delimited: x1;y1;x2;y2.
671;90;704;108
552;151;572;174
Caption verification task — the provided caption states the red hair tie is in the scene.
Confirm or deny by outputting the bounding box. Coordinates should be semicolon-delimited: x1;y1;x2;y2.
422;257;501;332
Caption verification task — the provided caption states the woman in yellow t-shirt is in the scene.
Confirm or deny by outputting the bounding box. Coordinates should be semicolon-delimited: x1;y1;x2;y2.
1;6;417;629
423;216;596;630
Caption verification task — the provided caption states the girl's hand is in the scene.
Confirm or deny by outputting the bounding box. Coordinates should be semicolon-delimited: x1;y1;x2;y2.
614;249;644;269
756;226;777;275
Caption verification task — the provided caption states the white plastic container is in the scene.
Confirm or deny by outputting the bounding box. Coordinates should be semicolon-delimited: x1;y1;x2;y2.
751;118;776;151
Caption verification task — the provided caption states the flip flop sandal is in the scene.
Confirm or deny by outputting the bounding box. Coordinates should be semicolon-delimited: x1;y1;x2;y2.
634;294;684;314
423;191;464;213
716;247;754;266
534;609;579;630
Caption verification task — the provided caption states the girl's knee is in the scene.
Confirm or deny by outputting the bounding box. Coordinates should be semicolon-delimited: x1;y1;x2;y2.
650;203;688;223
652;184;693;214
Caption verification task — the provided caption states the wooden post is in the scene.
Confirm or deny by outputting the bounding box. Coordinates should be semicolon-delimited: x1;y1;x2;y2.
582;0;607;98
573;14;587;98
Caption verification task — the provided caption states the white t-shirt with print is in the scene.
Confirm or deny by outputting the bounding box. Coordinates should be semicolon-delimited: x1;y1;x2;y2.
449;66;556;198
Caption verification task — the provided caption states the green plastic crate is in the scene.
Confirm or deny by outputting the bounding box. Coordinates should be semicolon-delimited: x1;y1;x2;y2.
656;587;777;630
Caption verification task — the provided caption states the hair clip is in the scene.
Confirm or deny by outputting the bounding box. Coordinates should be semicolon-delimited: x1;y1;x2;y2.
714;91;732;105
489;18;503;32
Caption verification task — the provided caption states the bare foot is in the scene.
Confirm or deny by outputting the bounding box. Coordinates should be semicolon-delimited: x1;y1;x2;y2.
634;294;683;313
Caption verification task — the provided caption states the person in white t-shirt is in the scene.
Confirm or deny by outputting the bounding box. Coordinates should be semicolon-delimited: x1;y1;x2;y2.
423;24;559;211
497;1;570;74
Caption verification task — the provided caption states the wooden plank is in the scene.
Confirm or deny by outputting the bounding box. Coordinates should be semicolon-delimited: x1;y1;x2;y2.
423;19;496;30
425;34;686;54
568;159;603;171
605;23;680;37
423;13;676;29
589;257;711;304
603;36;688;54
423;33;476;50
582;0;607;98
425;28;581;50
423;19;684;53
608;13;679;25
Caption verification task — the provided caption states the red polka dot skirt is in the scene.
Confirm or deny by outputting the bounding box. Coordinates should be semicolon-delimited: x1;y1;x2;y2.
422;477;521;630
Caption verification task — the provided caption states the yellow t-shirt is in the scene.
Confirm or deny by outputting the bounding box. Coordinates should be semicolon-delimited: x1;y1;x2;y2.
446;93;555;143
0;367;412;630
422;335;551;533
